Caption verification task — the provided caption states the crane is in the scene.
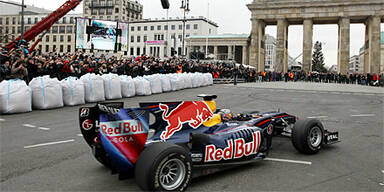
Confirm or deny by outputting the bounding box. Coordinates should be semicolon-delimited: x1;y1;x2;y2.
5;0;82;52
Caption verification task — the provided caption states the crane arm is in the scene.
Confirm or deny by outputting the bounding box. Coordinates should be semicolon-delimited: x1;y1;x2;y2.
6;0;82;51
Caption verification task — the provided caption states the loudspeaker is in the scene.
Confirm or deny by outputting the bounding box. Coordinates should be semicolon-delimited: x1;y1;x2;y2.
161;0;170;9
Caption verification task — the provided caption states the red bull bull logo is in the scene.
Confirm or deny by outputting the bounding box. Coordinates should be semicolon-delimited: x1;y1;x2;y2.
159;101;214;140
205;131;261;162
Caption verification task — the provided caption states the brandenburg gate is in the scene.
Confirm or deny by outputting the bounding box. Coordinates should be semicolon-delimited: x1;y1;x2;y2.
248;0;384;74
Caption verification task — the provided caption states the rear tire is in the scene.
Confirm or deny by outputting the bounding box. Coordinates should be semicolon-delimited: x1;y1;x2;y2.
292;118;324;154
135;142;192;192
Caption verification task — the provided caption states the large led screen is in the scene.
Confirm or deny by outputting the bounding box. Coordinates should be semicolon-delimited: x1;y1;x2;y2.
90;19;117;50
117;22;129;51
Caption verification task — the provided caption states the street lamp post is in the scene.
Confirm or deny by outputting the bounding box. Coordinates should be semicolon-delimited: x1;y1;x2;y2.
180;0;189;57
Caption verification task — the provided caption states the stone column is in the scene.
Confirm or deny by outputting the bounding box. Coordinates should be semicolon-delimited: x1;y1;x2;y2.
303;19;313;72
242;45;249;65
364;16;381;74
337;17;350;74
228;45;233;61
276;19;288;73
214;46;218;60
249;18;265;72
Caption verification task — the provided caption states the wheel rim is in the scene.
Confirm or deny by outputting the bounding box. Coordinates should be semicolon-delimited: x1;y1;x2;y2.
308;126;322;147
159;158;186;191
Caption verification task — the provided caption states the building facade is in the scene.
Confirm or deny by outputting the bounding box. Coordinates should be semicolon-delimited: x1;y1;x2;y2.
128;17;218;58
83;0;143;22
349;55;361;73
359;31;384;74
0;2;81;53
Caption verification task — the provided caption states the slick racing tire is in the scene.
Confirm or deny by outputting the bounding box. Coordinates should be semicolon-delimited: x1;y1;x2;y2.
292;118;324;154
135;142;192;192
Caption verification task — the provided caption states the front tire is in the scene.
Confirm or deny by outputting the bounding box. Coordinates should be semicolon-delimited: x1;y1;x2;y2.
292;118;324;154
135;142;192;192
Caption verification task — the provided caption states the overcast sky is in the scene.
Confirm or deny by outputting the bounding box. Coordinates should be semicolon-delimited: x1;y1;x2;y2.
19;0;384;67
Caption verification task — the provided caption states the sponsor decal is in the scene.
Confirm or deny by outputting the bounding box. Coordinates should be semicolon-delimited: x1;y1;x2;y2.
159;101;213;141
82;119;93;130
80;108;90;117
327;134;338;140
205;131;261;162
100;120;145;143
98;104;120;114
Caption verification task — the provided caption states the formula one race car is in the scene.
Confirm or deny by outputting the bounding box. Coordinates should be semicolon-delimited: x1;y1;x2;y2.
79;95;339;191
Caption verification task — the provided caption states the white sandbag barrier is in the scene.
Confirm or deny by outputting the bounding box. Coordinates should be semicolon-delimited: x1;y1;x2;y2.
60;77;85;106
133;77;152;96
102;74;122;100
29;76;64;110
120;75;136;98
160;75;172;92
80;73;105;103
144;75;163;94
0;79;32;114
0;73;213;114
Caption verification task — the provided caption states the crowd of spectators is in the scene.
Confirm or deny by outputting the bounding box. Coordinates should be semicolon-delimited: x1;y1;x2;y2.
1;47;383;87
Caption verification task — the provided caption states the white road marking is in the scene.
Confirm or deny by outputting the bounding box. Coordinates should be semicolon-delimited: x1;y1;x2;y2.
38;127;50;131
307;116;328;119
0;118;5;122
24;139;75;149
379;183;384;186
382;170;384;173
77;134;83;137
264;158;312;165
351;114;376;117
23;124;37;128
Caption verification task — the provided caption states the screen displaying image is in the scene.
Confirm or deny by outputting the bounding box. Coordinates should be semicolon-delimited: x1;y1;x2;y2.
75;18;89;49
117;22;129;52
90;20;117;51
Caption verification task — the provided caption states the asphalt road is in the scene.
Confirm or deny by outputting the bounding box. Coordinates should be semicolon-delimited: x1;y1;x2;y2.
1;83;383;191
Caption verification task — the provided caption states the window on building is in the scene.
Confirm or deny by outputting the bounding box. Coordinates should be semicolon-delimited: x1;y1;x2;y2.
52;26;58;33
131;36;134;42
46;45;49;52
143;47;146;55
143;26;147;31
179;25;182;30
107;16;111;20
67;35;71;42
12;17;16;25
138;26;141;31
60;45;64;52
161;34;164;40
53;45;57;51
143;35;147;42
66;26;73;33
100;16;104;20
193;24;198;30
137;36;141;42
164;25;168;30
53;35;57;42
67;45;71;52
38;45;42;51
130;47;134;55
85;8;89;14
178;34;182;40
46;36;49;42
157;25;161;30
154;34;157;40
100;8;105;15
0;18;2;25
115;16;119;21
115;8;119;13
60;35;64;42
131;26;134;31
34;17;38;24
92;9;97;15
171;25;175;30
150;26;154;31
186;24;190;30
59;26;65;33
6;17;9;25
17;26;21;33
27;18;31;24
137;47;140;55
107;8;113;15
12;27;15;34
70;17;74;24
63;17;67;24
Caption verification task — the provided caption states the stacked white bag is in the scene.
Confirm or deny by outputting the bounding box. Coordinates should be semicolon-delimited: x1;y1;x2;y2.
0;79;32;114
160;75;172;92
144;74;163;94
120;75;136;98
191;73;201;88
133;77;152;96
102;74;122;100
205;73;214;85
80;73;105;103
181;73;193;89
60;77;85;106
29;76;64;109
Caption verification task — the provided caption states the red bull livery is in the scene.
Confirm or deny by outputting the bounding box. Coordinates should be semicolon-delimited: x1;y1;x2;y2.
79;95;339;192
